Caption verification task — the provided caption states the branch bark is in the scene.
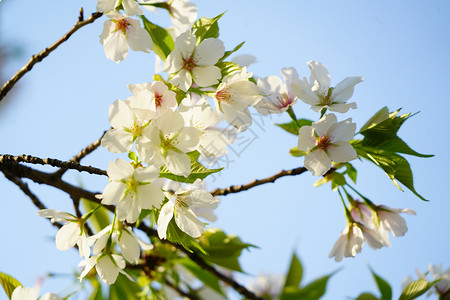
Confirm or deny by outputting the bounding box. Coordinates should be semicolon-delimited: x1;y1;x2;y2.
210;166;308;196
0;10;103;101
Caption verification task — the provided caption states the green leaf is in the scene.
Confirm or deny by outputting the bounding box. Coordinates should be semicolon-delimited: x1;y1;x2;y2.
141;16;174;60
289;146;306;157
216;61;241;78
346;163;357;183
82;199;110;232
166;218;206;254
331;172;346;191
0;272;22;299
87;277;104;300
358;109;432;158
370;268;392;300
109;273;142;300
197;228;255;272
356;293;380;300
178;257;225;296
275;119;313;136
159;151;222;183
284;253;303;288
219;41;245;63
359;107;390;133
281;271;336;300
192;12;225;43
354;145;428;200
399;279;439;300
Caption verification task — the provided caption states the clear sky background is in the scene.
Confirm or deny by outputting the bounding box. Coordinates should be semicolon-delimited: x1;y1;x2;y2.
0;0;449;299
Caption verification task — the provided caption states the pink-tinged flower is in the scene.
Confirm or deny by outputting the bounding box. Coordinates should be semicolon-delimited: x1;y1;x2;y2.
101;158;165;223
127;81;177;117
99;12;153;63
163;31;224;92
298;113;357;176
255;67;299;115
329;221;384;262
97;0;143;16
292;60;363;113
213;68;262;131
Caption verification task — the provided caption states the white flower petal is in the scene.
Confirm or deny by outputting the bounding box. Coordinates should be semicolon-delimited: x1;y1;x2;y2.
332;76;363;103
117;230;140;264
137;183;165;209
175;208;205;238
101;129;133;153
96;255;120;285
157;202;175;239
298;126;315;152
327;141;357;163
102;182;126;205
192;65;222;87
195;38;225;66
304;149;332;176
56;222;80;251
165;151;191;177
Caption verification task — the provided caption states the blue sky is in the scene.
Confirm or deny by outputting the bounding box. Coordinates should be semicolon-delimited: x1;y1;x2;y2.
0;0;449;299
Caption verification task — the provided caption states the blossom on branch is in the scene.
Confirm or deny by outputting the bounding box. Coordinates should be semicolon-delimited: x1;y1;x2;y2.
163;31;224;91
101;158;165;223
100;12;153;63
37;209;91;258
158;183;219;239
79;253;132;285
292;60;363;113
127;81;178;117
298;113;357;176
255;67;299;115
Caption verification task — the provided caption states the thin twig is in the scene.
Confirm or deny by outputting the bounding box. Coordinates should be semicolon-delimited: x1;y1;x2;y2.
210;166;308;196
0;154;107;176
0;10;103;101
53;129;108;178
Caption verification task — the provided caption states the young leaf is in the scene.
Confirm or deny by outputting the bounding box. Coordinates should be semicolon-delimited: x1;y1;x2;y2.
275;119;313;136
166;219;206;254
0;272;22;299
141;16;174;60
370;268;392;300
197;228;255;272
216;61;241;78
219;41;245;63
192;12;225;43
399;279;439;300
284;252;303;288
159;151;223;183
353;145;428;201
356;293;380;300
359;106;390;133
289;146;306;157
177;257;225;296
281;271;337;300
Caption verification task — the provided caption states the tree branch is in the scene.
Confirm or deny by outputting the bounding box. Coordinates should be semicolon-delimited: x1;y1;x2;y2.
210;166;308;196
0;10;103;101
0;154;107;176
53;129;108;178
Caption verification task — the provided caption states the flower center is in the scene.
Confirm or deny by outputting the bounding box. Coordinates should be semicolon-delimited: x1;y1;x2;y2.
182;55;197;72
154;93;163;108
130;122;145;140
125;176;139;195
317;135;332;150
160;133;179;154
115;19;130;35
319;87;334;106
215;88;232;103
276;94;294;108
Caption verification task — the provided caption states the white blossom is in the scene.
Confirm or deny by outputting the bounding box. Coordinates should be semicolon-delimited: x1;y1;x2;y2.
298;113;357;176
213;68;262;131
101;158;165;223
157;183;219;239
99;12;153;63
97;0;143;16
163;31;224;91
127;81;177;117
37;209;91;258
79;253;132;285
139;110;200;177
292;60;363;113
11;287;62;300
255;67;299;115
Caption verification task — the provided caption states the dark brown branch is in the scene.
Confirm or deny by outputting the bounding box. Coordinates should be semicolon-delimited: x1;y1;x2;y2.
210;166;308;196
0;10;103;101
53;129;108;178
0;154;107;176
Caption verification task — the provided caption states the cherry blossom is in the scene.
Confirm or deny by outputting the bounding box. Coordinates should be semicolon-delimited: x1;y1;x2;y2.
101;158;165;223
97;0;143;16
139;110;200;177
11;286;62;300
213;68;262;131
292;60;363;113
298;113;357;176
99;12;153;63
255;67;299;115
157;183;219;239
127;81;177;117
163;31;224;91
79;253;132;285
37;209;91;258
